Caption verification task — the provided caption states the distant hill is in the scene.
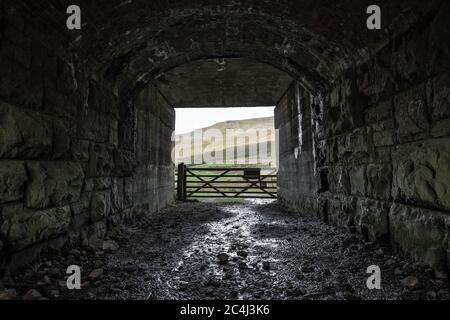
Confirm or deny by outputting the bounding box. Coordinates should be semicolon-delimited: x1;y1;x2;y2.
175;116;277;167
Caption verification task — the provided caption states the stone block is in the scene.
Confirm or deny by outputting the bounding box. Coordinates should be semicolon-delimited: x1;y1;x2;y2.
328;76;365;134
71;212;89;232
366;164;392;200
373;130;395;147
43;85;78;121
355;198;389;242
51;118;70;159
373;146;392;163
390;33;422;85
0;202;26;220
109;119;119;147
0;53;32;104
0;161;27;204
25;162;84;209
79;109;110;143
392;138;450;211
108;208;133;226
90;191;111;222
327;196;356;229
426;72;450;121
0;102;52;159
370;118;396;132
87;81;117;114
158;186;174;209
0;206;71;251
55;58;78;94
159;99;176;128
111;178;124;213
339;128;371;164
88;143;114;177
70;192;90;217
71;140;90;162
349;165;366;196
158;165;175;187
114;149;134;176
83;221;107;247
394;85;429;143
328;166;350;195
356;59;393;100
389;203;448;272
124;177;133;208
327;137;340;164
431;118;450;138
83;178;112;192
364;100;393;124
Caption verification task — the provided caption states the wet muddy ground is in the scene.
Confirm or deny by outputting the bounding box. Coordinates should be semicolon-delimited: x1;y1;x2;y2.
2;200;449;300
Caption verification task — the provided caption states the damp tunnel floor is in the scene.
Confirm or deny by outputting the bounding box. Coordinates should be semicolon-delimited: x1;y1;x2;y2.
6;201;449;300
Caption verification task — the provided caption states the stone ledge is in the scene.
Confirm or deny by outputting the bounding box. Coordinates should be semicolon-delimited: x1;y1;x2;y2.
0;161;27;204
389;202;449;272
0;205;71;252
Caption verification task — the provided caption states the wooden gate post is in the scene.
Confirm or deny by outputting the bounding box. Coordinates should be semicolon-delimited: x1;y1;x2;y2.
177;163;187;200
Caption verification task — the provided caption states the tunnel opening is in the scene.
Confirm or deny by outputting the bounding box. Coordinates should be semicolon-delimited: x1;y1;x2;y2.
1;0;450;300
174;106;278;201
129;54;310;206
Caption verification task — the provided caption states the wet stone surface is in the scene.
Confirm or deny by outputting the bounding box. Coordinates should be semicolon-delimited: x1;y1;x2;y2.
2;201;449;300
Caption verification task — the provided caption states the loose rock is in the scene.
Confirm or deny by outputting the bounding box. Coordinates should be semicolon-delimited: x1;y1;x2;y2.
103;240;119;252
23;289;42;300
0;289;17;300
237;250;248;258
301;265;315;273
89;268;104;280
401;276;420;290
217;253;229;264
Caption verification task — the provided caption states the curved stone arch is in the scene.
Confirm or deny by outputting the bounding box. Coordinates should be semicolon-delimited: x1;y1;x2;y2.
89;8;351;98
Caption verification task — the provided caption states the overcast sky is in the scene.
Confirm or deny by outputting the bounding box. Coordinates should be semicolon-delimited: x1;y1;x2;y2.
175;107;275;134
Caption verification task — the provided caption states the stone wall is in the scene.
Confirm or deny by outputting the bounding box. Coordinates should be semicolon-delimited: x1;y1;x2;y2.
275;83;318;214
0;4;175;272
277;5;450;273
133;86;175;216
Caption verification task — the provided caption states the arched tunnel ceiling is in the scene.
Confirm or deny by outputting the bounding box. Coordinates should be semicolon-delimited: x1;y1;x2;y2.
156;58;294;107
24;0;444;97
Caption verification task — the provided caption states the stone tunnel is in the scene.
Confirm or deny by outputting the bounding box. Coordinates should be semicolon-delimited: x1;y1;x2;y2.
0;0;450;299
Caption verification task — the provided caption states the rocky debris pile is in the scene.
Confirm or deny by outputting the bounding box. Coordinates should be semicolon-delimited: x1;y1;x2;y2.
0;225;129;300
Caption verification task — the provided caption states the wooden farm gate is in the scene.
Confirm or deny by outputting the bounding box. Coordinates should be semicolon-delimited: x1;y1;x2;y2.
176;163;277;200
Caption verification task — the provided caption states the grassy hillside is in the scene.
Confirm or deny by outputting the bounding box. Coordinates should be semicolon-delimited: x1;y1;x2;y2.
175;116;277;167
